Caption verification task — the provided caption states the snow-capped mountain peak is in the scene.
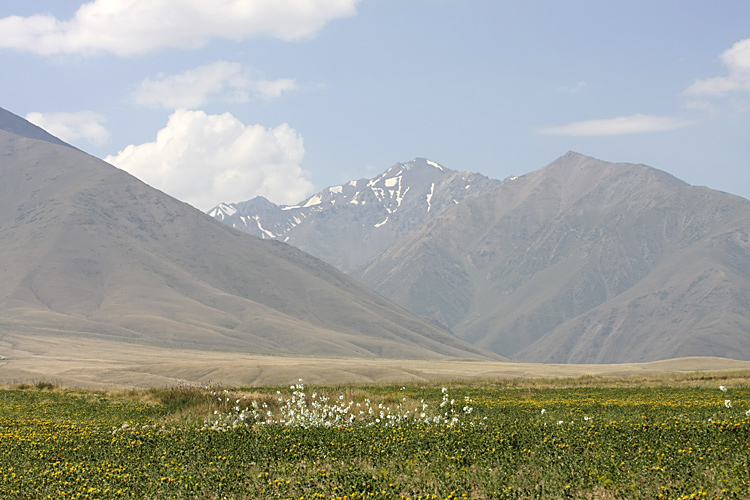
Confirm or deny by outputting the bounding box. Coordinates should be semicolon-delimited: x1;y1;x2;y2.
207;158;503;270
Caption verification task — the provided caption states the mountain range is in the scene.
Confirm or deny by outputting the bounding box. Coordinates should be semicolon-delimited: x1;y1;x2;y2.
0;107;495;361
208;158;503;271
215;151;750;363
5;101;749;365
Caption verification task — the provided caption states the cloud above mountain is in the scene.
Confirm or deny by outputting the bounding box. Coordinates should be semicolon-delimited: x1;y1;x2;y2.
536;114;695;136
104;109;313;210
0;0;358;56
132;61;298;109
25;111;110;145
686;38;750;96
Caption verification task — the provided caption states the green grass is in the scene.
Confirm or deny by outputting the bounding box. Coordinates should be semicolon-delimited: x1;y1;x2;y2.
1;374;750;499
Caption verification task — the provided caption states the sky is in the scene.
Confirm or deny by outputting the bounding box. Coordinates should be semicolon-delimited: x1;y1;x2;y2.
1;0;748;211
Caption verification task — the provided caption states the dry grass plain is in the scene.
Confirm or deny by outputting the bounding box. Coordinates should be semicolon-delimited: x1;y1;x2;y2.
3;332;750;389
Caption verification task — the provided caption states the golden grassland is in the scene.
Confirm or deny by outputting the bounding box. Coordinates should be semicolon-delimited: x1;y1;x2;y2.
3;333;750;389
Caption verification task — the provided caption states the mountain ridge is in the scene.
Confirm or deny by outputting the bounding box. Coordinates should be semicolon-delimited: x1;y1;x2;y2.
0;107;498;361
0;106;76;149
208;158;504;270
353;152;750;363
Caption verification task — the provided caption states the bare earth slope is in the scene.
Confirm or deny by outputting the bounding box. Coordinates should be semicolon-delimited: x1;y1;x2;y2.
0;108;496;360
354;152;750;363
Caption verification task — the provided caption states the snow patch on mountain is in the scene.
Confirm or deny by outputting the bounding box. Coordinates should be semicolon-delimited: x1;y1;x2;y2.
303;194;322;207
370;186;385;202
209;203;236;220
252;215;275;238
207;158;504;270
397;185;409;208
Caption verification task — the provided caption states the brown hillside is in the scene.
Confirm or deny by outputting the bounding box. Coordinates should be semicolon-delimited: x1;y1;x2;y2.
0;108;497;361
354;152;750;363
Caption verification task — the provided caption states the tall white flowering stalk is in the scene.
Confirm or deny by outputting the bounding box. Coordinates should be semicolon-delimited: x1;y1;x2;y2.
204;381;475;431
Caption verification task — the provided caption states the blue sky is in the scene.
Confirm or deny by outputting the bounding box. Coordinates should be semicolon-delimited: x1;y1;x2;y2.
1;0;748;210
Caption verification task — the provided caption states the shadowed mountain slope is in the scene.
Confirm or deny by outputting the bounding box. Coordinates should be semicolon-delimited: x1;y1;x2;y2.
0;108;497;360
353;152;750;363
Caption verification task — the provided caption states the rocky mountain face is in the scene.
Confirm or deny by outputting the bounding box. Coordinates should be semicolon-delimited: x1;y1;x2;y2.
352;152;750;363
0;107;497;360
208;158;503;270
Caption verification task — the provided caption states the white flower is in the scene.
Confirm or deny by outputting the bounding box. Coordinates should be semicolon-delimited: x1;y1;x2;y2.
725;400;732;408
541;409;546;415
720;386;727;392
746;409;750;417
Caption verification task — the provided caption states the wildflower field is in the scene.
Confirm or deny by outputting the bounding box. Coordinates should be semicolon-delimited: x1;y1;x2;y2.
1;375;750;500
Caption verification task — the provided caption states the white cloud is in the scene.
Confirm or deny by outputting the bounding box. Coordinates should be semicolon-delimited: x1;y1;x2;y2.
104;109;313;211
253;78;300;100
686;38;750;96
0;0;358;56
684;99;718;116
25;111;110;145
559;81;588;93
536;114;696;136
132;61;298;109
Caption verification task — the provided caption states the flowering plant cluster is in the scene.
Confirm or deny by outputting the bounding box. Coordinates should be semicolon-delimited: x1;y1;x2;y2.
204;381;475;430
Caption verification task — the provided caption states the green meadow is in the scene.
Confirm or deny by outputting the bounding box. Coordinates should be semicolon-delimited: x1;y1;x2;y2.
1;374;750;500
